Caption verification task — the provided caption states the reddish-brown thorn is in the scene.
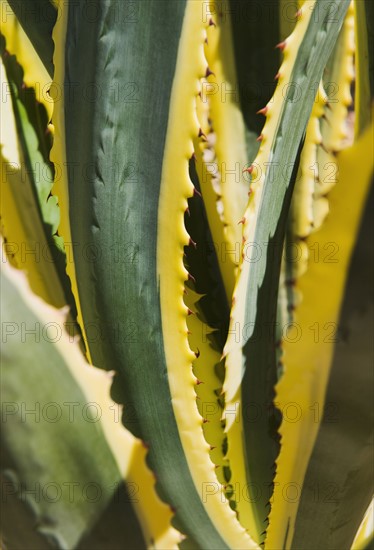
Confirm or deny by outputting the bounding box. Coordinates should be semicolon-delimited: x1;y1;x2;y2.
141;440;150;449
256;134;264;142
198;128;207;139
190;152;197;161
196;379;204;385
275;340;282;348
205;67;215;78
185;207;190;217
257;106;268;116
209;18;216;26
274;72;281;81
275;40;286;51
188;272;196;283
295;8;302;19
210;446;216;451
195;348;201;358
286;278;296;287
243;165;254;174
205;37;208;45
248;189;253;197
238;217;246;225
187;308;194;316
170;505;177;514
193;187;202;198
189;237;197;249
287;304;296;312
203;419;209;424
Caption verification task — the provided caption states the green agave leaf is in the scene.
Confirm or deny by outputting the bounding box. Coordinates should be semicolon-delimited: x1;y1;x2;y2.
0;260;146;550
1;255;182;549
222;0;350;543
229;0;296;385
51;1;257;548
6;0;56;78
275;0;299;381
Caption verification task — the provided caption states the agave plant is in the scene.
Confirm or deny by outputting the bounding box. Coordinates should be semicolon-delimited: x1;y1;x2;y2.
0;0;373;548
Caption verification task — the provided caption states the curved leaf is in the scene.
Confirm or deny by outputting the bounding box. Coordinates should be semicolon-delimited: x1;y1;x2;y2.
1;258;170;549
266;118;374;549
51;1;257;547
223;0;350;542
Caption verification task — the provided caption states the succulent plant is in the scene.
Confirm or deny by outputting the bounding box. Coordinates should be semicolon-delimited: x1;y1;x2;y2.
0;0;373;548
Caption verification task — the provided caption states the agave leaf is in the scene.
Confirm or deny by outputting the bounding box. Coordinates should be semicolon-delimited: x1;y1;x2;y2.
51;1;258;547
287;82;326;276
1;40;60;242
0;256;182;549
184;161;231;484
287;148;373;550
275;0;300;379
266;4;372;543
291;209;373;546
0;53;66;308
282;2;355;331
314;2;355;229
193;5;250;301
6;0;56;78
222;0;350;543
266;117;374;549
